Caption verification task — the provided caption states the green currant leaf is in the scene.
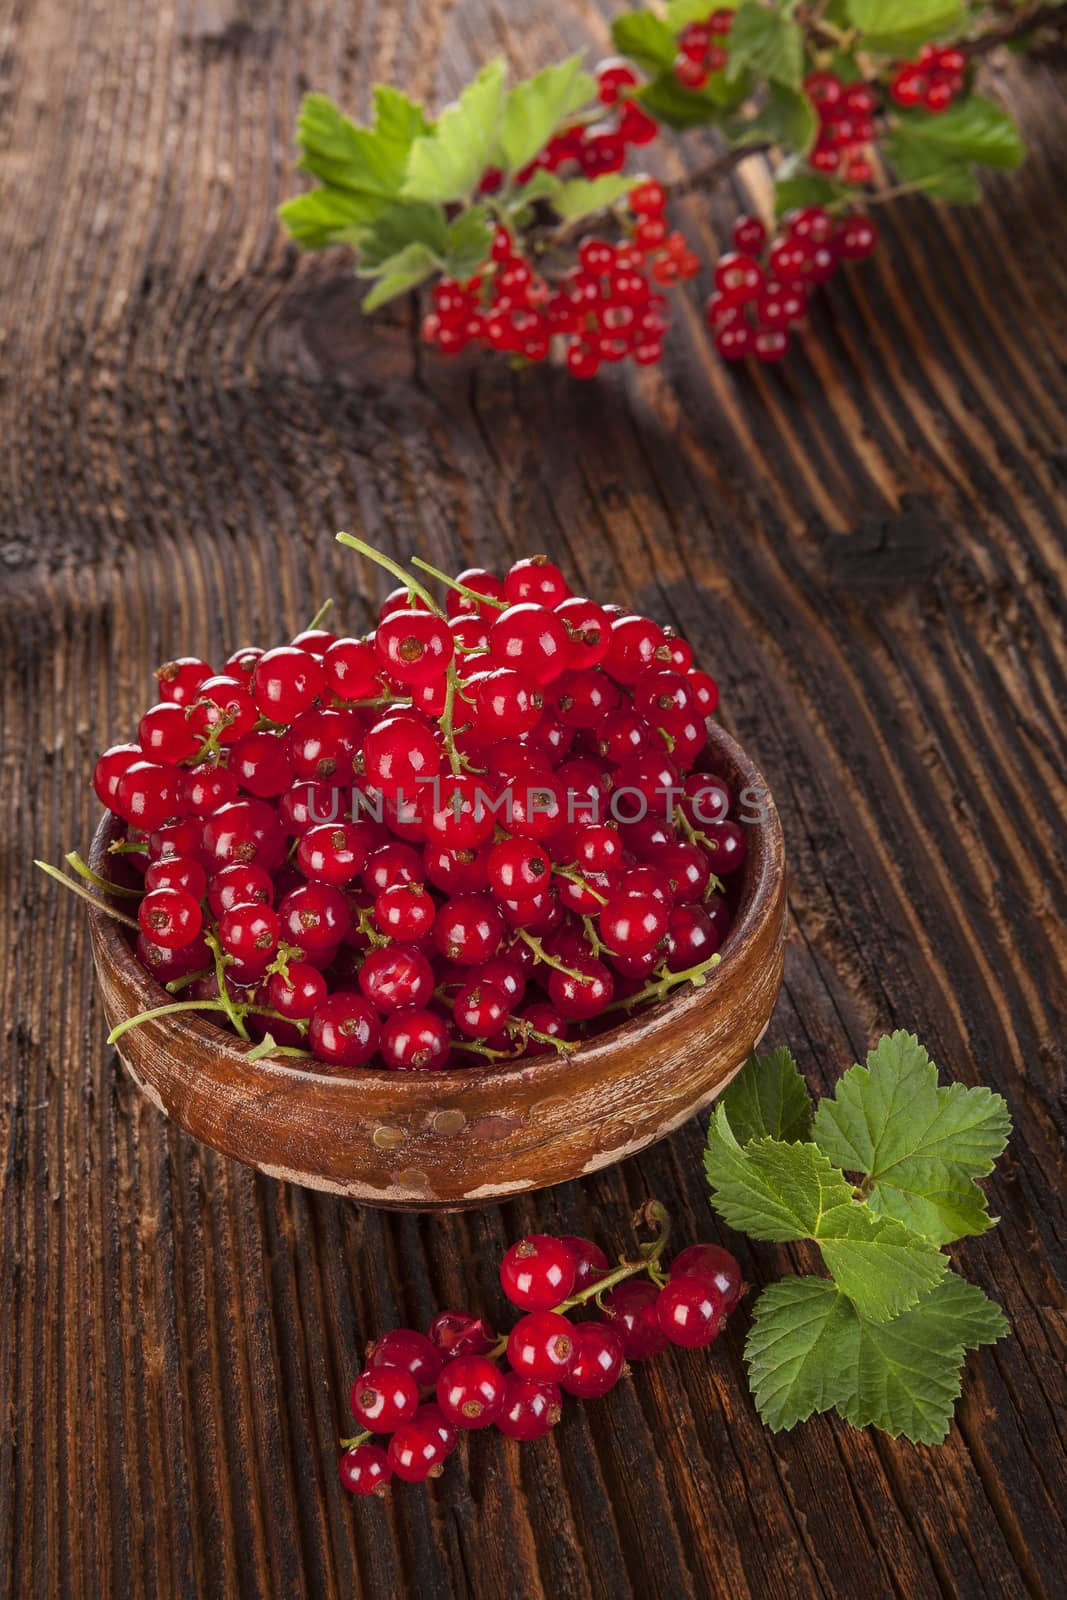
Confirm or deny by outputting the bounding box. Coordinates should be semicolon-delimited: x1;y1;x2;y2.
294;89;430;197
846;0;965;55
441;207;495;279
719;1047;814;1145
727;82;817;153
666;0;740;25
279;188;378;249
814;1201;947;1321
498;55;597;176
745;1278;858;1430
726;1;804;89
551;173;636;220
706;1109;858;1241
612;11;678;73
746;1272;1009;1443
361;242;439;311
403;59;507;204
773;154;844;215
707;1107;947;1320
637;67;748;128
282;89;433;247
841;1274;1009;1443
812;1031;1012;1244
352;202;449;272
884;96;1026;204
506;169;564;211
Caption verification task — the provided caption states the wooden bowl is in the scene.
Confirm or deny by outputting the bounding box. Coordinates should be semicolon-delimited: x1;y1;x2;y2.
88;724;786;1211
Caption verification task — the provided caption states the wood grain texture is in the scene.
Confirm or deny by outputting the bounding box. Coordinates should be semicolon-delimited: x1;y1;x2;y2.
1;1;1066;1596
86;722;786;1210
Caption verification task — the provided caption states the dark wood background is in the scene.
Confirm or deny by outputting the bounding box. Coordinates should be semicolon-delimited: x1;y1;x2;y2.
2;1;1066;1596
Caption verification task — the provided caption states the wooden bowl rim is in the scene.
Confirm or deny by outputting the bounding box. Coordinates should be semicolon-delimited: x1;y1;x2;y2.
88;721;784;1098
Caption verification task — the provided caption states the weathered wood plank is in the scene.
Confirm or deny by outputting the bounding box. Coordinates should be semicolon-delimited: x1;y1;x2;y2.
1;1;1065;1597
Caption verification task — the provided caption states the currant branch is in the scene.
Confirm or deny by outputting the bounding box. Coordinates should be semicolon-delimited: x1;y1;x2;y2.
280;0;1061;376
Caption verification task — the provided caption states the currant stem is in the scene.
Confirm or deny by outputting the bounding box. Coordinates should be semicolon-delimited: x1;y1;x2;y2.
204;929;251;1041
554;864;608;906
410;556;508;611
35;860;142;930
601;952;721;1016
304;597;334;632
64;850;143;899
336;532;442;617
439;668;463;777
516;929;588;980
107;998;233;1044
557;1199;672;1310
339;1429;373;1449
165;967;212;994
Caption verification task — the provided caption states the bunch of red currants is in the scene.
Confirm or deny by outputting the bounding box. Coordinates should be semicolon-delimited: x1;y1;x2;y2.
339;1217;743;1494
87;543;745;1074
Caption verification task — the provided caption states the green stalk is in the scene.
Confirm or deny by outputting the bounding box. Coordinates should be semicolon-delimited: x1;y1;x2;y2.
336;532;442;616
35;860;141;930
410;556;508;611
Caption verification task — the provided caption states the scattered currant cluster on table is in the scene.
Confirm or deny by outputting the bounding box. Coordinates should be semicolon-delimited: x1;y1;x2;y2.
706;204;877;362
339;1206;743;1493
281;1;1048;378
56;537;748;1074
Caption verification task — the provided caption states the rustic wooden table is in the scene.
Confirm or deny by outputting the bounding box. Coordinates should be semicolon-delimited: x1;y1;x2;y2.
2;3;1066;1597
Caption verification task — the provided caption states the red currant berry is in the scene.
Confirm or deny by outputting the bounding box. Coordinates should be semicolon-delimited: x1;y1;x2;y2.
630;179;666;215
488;604;570;686
358;945;434;1013
155;657;211;707
278;881;349;952
93;743;143;810
267;962;327;1020
379;1006;451;1071
560;1322;625;1398
500;1235;577;1311
137;702;200;765
836;213;879;260
428;1311;495;1359
218;901;279;962
297;822;370;887
137;887;202;949
598;890;668;958
453;980;511;1039
665;903;720;969
363;713;442;798
433;893;504;965
366;1328;444;1389
714;319;754;361
202;799;286;873
656;1275;725;1348
547;955;614;1020
321;637;380;702
495;1374;563;1440
115;761;184;830
250;646;323;723
466;667;543;737
714;252;763;301
804;70;842;109
700;818;747;875
227;731;292;798
387;1416;450;1482
374;882;435;942
487;837;551;901
445;568;507;621
309;992;380;1069
507;1311;577;1382
436;1356;505;1429
518;1003;570;1055
144;855;207;899
602;1279;667;1359
339;1443;391;1496
670;1243;743;1311
754;327;790;363
674;54;709;89
350;1366;419;1431
604;615;670;685
504;555;570;609
558;1236;609;1293
375;607;454;686
733;214;767;258
206;863;272;918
